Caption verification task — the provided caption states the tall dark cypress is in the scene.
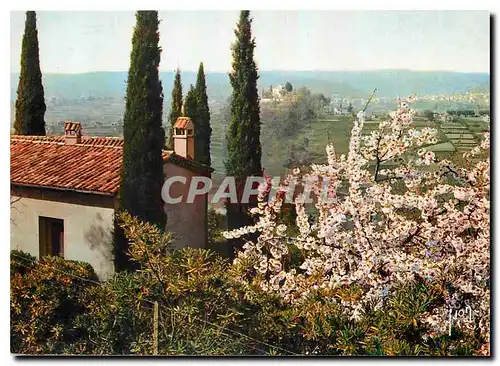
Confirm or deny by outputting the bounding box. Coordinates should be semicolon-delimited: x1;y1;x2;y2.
194;63;212;249
14;11;46;136
194;62;212;167
225;11;262;246
168;68;183;148
226;11;261;180
183;84;197;120
115;11;166;271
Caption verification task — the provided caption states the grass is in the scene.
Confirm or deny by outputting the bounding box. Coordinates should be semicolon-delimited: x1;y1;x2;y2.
445;133;476;140
428;142;455;152
441;124;467;129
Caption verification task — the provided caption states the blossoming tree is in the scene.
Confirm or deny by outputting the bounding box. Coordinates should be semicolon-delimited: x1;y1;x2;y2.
224;97;490;352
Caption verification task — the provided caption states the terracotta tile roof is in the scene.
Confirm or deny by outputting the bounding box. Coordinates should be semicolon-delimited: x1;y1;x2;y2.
173;117;192;129
11;135;125;147
10;135;212;195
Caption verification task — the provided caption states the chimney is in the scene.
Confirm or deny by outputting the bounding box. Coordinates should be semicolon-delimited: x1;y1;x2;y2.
172;117;194;159
64;121;82;145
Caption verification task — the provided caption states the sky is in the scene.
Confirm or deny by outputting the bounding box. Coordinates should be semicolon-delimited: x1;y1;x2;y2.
10;10;490;74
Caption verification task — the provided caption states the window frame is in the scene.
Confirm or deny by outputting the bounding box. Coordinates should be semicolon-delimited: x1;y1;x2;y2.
39;216;64;258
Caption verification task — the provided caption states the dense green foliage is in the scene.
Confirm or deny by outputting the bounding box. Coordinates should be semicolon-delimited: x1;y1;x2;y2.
447;109;490;117
225;11;262;248
263;87;330;140
14;11;46;136
10;213;487;355
116;11;166;271
194;62;212;166
179;64;212;166
226;10;262;180
168;69;183;148
10;251;98;354
423;109;436;121
183;84;197;121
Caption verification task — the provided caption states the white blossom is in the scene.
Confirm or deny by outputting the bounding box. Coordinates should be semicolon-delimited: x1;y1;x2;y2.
225;98;490;349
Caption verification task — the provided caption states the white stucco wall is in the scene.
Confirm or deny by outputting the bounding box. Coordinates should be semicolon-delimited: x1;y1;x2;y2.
10;162;208;280
10;194;115;280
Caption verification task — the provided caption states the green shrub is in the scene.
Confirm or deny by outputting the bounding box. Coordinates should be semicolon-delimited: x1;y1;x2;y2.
10;250;36;275
10;251;97;354
10;214;488;355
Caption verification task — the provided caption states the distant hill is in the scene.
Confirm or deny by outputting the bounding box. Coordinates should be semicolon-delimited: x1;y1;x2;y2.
10;71;366;102
287;70;489;97
469;83;491;94
10;70;489;102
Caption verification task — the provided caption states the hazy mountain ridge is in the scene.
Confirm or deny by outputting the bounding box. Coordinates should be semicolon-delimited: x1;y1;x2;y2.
286;70;490;97
9;71;367;101
10;70;490;102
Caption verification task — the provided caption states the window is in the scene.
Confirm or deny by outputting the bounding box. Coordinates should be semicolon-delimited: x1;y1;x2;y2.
187;129;193;136
39;217;64;257
175;128;185;136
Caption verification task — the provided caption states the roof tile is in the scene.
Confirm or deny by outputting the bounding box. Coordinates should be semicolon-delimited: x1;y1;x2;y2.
173;117;192;129
10;135;210;195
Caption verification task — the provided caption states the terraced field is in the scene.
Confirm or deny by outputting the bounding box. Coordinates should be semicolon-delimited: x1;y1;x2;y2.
438;117;489;155
208;113;489;183
207;113;489;211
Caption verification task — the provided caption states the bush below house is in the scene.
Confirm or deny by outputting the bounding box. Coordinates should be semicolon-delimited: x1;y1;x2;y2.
10;235;486;355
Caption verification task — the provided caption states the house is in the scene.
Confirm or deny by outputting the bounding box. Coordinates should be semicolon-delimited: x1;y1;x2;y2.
271;85;285;101
10;118;212;280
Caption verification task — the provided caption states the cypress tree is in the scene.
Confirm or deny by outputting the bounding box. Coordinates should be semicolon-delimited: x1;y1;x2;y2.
194;63;212;249
14;11;46;136
183;84;197;120
168;68;183;148
225;11;262;245
115;11;166;271
194;62;212;166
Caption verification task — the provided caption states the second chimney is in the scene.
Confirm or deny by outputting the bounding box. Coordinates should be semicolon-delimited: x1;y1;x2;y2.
172;117;194;159
64;121;82;145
